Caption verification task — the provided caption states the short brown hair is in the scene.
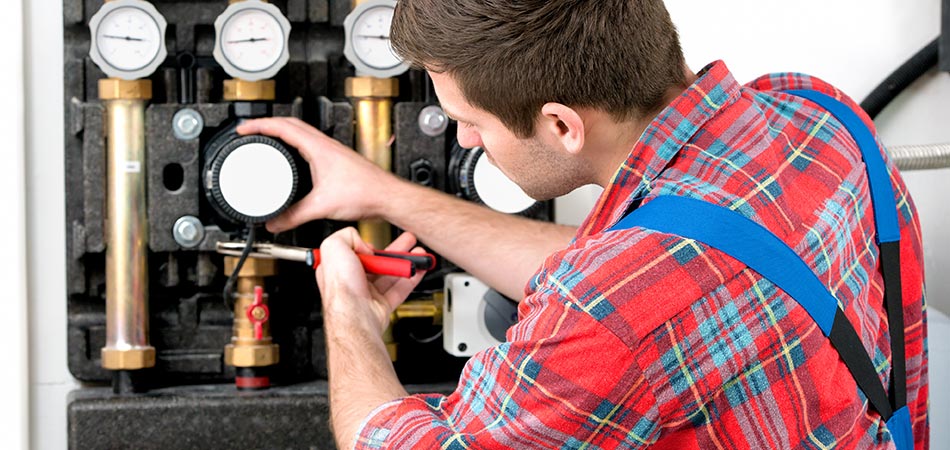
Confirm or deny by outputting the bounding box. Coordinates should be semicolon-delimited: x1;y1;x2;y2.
391;0;687;138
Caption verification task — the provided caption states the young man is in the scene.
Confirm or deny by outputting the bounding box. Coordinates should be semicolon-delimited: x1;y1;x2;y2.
238;0;929;448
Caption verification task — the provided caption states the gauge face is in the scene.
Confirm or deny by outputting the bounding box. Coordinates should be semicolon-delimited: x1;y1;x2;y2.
351;6;401;70
220;9;285;73
343;0;408;78
89;0;167;79
213;1;291;81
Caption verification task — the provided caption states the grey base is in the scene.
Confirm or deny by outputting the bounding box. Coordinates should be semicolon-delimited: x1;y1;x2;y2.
68;381;455;450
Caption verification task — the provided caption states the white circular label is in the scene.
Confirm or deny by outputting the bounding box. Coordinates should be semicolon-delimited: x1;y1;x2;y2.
218;143;294;218
472;153;537;214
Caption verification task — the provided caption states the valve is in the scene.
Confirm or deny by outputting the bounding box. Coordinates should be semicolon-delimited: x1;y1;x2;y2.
247;286;270;341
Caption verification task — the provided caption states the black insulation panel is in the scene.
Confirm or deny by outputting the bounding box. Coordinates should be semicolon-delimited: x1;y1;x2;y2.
64;0;549;446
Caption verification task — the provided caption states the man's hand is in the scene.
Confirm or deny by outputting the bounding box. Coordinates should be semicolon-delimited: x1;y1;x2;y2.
315;228;424;449
315;227;427;335
237;117;404;233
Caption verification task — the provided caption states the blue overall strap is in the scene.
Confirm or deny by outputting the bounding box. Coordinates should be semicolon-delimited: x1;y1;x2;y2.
785;90;909;448
609;196;911;448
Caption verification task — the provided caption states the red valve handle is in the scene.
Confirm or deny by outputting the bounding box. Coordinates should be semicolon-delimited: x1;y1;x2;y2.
246;285;270;341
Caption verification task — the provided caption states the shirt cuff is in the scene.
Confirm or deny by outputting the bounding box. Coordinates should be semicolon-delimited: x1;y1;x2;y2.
352;398;403;449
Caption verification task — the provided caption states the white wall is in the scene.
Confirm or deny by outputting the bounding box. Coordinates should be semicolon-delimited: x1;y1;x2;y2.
15;1;950;449
0;0;30;448
24;0;75;449
560;0;950;312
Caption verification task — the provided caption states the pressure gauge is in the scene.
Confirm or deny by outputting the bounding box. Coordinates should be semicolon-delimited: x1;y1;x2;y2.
213;0;292;81
88;0;167;80
343;0;409;78
448;142;540;215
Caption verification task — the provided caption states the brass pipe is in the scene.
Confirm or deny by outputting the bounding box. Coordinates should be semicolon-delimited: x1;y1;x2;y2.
346;77;399;250
100;79;156;371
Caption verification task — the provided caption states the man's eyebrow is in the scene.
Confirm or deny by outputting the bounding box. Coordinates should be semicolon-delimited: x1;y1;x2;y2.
441;105;465;122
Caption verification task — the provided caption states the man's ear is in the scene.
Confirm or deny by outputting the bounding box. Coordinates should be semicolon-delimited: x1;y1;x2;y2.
539;102;585;155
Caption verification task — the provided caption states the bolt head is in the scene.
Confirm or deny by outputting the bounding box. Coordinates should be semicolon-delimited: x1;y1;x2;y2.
172;109;204;140
177;115;198;133
418;105;448;137
172;215;205;248
177;221;197;240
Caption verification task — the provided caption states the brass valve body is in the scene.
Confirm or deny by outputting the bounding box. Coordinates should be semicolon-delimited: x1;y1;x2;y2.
223;256;280;368
223;79;276;102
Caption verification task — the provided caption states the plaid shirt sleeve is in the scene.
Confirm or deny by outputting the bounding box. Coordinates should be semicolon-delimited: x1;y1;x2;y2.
353;240;666;448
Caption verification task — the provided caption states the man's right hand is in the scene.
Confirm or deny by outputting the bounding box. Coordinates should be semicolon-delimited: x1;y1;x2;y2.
238;116;577;300
237;117;402;233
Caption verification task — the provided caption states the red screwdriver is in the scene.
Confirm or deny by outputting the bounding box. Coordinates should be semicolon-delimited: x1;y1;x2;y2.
216;241;436;278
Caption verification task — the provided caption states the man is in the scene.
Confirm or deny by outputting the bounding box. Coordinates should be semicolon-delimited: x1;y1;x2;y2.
238;0;929;448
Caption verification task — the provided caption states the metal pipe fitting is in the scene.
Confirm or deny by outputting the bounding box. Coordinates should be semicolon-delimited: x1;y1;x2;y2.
100;78;156;372
889;143;950;171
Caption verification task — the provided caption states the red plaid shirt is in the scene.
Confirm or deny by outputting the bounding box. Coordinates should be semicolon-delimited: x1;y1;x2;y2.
355;61;929;449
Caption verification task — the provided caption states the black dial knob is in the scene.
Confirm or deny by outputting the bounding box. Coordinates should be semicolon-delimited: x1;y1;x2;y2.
204;133;300;224
448;141;540;215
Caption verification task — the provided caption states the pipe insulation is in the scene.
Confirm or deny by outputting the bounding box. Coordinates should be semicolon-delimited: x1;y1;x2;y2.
889;143;950;171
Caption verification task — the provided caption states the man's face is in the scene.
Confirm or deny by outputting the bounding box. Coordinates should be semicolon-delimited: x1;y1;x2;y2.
428;71;583;201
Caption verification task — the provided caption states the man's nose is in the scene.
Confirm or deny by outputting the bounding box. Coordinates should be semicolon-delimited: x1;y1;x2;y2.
456;125;482;149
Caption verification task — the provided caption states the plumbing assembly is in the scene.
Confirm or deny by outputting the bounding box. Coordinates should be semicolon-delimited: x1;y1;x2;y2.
65;0;550;447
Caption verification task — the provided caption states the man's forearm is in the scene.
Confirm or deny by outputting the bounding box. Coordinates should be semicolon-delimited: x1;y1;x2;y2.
326;314;407;450
376;179;576;299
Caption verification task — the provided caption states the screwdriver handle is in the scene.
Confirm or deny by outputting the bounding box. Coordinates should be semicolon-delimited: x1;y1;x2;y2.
307;249;416;278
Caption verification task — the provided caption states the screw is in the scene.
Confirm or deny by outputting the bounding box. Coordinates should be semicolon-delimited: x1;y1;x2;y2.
173;215;205;248
250;306;267;321
418;105;448;137
172;108;204;140
457;343;468;352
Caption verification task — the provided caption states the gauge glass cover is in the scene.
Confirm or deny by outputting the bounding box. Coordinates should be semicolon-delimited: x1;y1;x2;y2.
343;0;408;78
352;6;401;70
220;9;285;73
89;0;167;79
213;1;291;81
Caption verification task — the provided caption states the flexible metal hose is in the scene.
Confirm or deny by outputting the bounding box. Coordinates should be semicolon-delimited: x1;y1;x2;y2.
889;143;950;171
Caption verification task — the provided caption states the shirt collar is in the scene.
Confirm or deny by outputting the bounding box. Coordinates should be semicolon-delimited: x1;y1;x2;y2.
577;60;743;237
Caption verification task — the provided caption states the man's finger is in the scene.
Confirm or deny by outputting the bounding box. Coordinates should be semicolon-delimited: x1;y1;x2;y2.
266;190;326;233
237;117;323;164
385;232;418;253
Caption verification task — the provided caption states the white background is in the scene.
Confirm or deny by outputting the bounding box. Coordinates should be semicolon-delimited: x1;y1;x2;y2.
1;0;948;448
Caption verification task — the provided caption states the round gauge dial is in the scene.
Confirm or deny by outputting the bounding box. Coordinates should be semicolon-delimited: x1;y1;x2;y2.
213;1;291;81
89;0;167;80
343;0;409;78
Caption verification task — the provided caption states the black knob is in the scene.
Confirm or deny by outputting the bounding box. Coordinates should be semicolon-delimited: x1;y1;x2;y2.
448;141;540;215
204;134;300;224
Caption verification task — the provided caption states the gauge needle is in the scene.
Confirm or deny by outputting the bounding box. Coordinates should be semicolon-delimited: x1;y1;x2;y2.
227;37;269;44
102;34;146;42
357;34;390;40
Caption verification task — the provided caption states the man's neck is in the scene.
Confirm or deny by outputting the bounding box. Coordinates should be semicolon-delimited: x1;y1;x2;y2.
588;68;698;187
